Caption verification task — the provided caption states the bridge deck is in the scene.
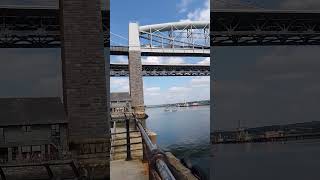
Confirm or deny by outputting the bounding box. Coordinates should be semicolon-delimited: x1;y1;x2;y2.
110;63;210;77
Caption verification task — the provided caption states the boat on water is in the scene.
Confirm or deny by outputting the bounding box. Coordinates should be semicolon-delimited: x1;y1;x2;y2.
164;106;178;112
190;102;200;106
177;99;189;107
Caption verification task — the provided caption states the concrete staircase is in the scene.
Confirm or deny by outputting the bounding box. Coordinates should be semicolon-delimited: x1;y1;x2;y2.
111;127;143;161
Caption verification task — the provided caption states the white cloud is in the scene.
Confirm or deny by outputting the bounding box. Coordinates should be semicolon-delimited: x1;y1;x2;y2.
177;0;194;13
143;78;210;105
146;87;161;92
142;57;186;65
197;57;210;65
169;86;192;93
111;56;128;64
191;76;210;88
180;0;209;22
145;87;161;96
110;78;129;92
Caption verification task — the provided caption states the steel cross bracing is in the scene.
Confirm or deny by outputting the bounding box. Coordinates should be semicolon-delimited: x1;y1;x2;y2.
0;7;109;48
211;9;320;46
137;21;210;56
0;7;209;56
110;64;210;77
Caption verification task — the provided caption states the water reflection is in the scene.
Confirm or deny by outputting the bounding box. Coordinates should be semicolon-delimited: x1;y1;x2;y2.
146;106;210;178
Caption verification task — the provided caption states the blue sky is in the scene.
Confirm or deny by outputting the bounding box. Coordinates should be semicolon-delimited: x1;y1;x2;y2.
110;0;210;105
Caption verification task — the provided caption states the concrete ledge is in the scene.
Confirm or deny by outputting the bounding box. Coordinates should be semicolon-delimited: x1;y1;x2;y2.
165;152;198;180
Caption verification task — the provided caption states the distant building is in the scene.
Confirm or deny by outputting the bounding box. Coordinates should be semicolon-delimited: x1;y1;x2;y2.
0;97;68;163
265;131;285;138
110;92;132;116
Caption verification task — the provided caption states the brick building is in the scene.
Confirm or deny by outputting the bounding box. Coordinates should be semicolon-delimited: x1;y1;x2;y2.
0;97;68;163
110;92;132;116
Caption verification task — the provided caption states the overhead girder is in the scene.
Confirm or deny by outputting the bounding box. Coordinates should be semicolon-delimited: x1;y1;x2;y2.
211;9;320;46
139;21;210;50
2;7;320;48
110;64;210;77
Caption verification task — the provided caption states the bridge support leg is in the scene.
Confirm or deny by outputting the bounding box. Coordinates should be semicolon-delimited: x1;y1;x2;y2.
128;23;145;117
60;0;110;178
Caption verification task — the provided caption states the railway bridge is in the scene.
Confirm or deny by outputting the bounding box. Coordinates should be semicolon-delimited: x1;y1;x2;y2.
1;2;320;179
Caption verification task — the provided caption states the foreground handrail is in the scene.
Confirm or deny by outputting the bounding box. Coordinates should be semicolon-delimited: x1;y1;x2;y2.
133;114;176;180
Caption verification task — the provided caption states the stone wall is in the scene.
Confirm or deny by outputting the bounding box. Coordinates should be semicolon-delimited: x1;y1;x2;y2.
60;0;108;146
60;0;109;178
128;50;145;114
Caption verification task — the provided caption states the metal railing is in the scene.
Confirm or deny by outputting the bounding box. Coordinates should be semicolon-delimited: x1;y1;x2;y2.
131;114;176;180
110;113;176;179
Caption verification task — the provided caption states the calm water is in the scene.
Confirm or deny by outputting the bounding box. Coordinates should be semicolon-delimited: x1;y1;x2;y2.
146;106;320;180
213;139;320;180
146;106;210;178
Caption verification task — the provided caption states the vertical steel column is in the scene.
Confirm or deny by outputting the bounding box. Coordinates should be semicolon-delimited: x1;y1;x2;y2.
125;116;132;161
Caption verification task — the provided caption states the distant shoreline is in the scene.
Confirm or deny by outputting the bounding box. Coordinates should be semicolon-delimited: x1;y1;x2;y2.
146;104;210;109
145;100;210;108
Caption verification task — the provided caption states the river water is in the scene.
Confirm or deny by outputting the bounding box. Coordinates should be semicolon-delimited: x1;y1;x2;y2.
146;105;211;178
213;139;320;180
146;106;320;180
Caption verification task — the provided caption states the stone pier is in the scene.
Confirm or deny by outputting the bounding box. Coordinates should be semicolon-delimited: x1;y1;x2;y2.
60;0;109;178
128;22;145;117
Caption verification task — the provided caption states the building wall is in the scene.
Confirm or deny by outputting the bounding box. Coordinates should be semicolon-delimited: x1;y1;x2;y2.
1;124;66;146
111;101;131;110
0;124;68;162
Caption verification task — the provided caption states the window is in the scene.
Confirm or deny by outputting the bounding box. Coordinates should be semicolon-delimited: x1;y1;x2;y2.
22;126;31;132
51;124;60;136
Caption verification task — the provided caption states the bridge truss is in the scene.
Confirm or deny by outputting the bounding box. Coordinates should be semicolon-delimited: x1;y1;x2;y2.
137;21;210;56
211;9;320;46
110;64;210;77
0;7;109;48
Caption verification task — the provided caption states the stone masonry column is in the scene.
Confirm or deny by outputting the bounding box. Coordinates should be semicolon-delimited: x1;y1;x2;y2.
128;23;145;117
60;0;109;178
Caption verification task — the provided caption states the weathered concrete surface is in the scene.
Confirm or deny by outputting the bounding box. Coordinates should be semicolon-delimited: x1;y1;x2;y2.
110;160;148;180
166;152;198;180
2;165;75;180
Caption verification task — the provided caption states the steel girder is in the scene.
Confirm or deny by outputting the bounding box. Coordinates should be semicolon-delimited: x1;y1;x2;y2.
0;8;109;48
110;64;210;77
211;9;320;46
139;21;210;52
